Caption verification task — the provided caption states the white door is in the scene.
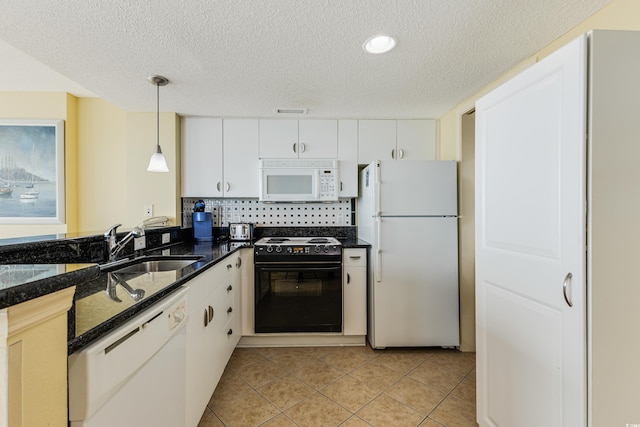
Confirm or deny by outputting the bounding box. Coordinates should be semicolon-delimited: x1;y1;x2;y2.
475;35;587;427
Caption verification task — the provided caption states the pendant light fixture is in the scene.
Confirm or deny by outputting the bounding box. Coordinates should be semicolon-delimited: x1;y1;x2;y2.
147;75;170;172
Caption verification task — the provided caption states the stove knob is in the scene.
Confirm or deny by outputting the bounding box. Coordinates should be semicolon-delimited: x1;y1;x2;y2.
287;247;293;253
266;246;274;253
314;246;321;253
275;246;283;253
323;246;329;253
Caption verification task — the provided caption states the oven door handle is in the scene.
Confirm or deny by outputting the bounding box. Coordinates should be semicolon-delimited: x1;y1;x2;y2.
256;266;341;272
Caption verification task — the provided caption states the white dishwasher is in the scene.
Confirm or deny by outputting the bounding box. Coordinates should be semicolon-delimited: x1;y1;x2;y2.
68;286;189;427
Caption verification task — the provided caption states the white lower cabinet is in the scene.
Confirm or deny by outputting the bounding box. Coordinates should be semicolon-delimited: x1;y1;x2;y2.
343;249;367;336
185;259;238;427
239;248;255;336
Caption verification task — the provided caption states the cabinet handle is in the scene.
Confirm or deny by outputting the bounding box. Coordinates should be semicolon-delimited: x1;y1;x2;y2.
227;285;233;292
225;182;230;192
227;329;233;336
391;148;395;159
227;264;232;270
347;273;350;284
236;257;242;268
208;306;214;322
216;182;221;192
293;143;297;153
227;307;233;314
349;255;361;260
300;143;306;153
340;181;343;192
204;308;209;327
563;272;573;307
399;148;405;159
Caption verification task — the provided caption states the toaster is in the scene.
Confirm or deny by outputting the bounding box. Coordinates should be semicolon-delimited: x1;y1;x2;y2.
229;223;253;241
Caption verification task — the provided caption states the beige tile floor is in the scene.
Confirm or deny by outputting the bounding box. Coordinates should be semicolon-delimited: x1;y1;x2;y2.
198;345;478;427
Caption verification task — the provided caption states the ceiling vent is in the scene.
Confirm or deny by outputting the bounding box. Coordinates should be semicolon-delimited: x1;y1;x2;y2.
275;108;308;115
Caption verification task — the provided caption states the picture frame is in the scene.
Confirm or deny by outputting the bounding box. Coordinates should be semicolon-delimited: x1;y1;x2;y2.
0;119;65;224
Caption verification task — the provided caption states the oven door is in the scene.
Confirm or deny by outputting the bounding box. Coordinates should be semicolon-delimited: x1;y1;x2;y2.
254;263;342;333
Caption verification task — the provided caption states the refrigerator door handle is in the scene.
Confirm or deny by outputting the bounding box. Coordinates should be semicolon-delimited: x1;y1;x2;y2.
375;217;382;282
374;161;381;216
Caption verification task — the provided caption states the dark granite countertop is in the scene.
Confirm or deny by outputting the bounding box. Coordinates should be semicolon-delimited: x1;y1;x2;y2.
0;263;100;309
0;227;369;355
68;237;368;353
67;240;250;354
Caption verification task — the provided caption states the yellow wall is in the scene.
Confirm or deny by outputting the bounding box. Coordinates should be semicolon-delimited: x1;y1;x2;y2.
1;93;180;238
124;112;181;229
439;0;640;159
77;104;181;233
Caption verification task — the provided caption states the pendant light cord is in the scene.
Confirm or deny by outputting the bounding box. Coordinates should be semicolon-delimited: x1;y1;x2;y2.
156;81;160;153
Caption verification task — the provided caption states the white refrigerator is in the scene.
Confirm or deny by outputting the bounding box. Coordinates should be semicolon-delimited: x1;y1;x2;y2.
357;160;459;349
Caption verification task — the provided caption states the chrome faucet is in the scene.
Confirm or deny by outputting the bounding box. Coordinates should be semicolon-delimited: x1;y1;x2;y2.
105;272;145;302
104;223;145;261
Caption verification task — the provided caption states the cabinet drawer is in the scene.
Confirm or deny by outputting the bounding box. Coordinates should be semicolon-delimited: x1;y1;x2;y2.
343;249;366;267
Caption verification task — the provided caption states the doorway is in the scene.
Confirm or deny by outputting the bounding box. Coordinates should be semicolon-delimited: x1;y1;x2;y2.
458;110;475;351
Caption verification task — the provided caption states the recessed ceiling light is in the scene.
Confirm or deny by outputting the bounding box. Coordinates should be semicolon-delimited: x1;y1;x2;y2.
363;35;397;54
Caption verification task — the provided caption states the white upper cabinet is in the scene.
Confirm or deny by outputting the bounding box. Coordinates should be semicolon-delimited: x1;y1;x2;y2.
357;120;396;164
182;117;259;198
182;117;223;198
259;119;299;158
358;119;436;164
397;120;436;160
337;120;358;198
259;119;338;159
223;119;259;197
298;120;338;158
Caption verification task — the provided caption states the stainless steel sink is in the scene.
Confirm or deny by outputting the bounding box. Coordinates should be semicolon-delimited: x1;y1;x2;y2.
114;259;198;274
101;256;203;274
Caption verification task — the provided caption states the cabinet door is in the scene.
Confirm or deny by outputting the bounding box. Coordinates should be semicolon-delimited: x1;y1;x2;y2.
223;119;259;197
357;120;396;164
182;117;223;197
208;261;233;390
338;120;358;197
298;120;338;158
475;35;586;427
240;249;255;336
396;120;436;160
185;273;211;427
259;119;298;158
343;249;366;335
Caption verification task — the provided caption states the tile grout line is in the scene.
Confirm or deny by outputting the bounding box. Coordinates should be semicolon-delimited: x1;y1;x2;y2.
205;347;475;427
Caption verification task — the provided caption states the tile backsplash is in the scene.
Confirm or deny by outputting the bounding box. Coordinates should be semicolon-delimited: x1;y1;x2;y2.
182;198;354;228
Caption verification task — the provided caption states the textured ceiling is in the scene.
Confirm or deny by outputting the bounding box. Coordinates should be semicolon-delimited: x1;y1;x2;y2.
0;0;612;118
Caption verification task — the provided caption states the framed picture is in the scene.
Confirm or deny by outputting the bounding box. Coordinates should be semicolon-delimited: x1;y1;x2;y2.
0;120;65;224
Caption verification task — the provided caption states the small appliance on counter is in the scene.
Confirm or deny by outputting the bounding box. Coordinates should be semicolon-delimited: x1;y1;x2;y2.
192;199;213;242
229;223;253;241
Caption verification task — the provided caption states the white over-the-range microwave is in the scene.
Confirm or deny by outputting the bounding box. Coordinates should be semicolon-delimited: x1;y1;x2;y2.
259;159;339;202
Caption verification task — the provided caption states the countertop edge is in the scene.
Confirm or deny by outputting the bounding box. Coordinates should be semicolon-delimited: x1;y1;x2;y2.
66;246;243;354
0;265;100;310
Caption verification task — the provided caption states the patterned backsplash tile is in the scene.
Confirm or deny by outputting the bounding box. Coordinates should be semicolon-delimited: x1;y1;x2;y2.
182;198;354;228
